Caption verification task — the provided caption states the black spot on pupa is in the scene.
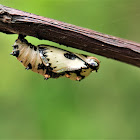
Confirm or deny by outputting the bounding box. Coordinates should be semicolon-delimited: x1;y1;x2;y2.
28;63;32;69
12;45;19;49
34;46;37;51
11;50;19;57
53;66;57;69
47;58;50;61
56;61;58;62
84;62;89;67
49;63;52;67
43;54;48;57
30;45;33;49
50;51;53;52
26;63;32;70
18;34;26;41
20;60;23;63
18;35;29;45
43;51;48;57
38;63;45;70
64;53;77;60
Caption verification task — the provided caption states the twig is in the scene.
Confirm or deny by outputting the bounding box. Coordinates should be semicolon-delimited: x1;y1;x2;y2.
0;4;140;67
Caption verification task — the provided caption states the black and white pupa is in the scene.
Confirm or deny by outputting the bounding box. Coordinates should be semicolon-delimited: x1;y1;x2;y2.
10;35;100;81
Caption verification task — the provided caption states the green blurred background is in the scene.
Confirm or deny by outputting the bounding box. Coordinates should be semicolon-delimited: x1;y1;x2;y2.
0;0;140;139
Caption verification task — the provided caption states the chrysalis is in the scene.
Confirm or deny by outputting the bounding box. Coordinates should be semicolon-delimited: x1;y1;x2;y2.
10;35;100;81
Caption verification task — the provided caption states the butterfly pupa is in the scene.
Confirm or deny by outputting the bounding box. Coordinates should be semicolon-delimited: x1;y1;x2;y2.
10;35;100;81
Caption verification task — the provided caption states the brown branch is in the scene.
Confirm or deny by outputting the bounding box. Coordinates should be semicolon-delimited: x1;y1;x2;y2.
0;5;140;67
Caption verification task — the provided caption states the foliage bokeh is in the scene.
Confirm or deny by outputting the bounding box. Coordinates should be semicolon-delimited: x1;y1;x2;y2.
0;0;140;139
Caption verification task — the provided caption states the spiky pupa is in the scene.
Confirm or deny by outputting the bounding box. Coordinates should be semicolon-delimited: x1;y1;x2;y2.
10;35;100;81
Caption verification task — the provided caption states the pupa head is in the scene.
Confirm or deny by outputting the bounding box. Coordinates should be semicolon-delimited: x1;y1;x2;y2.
85;56;100;72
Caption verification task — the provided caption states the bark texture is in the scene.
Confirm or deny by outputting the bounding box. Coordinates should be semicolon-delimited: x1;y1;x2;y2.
0;5;140;67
